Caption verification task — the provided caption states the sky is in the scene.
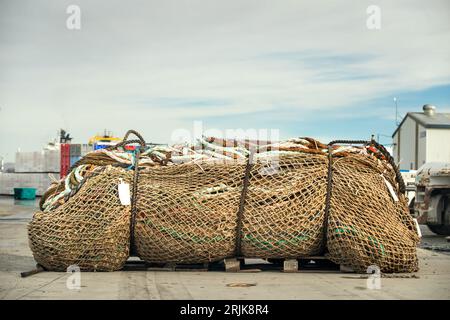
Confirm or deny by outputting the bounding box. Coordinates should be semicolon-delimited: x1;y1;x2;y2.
1;0;449;161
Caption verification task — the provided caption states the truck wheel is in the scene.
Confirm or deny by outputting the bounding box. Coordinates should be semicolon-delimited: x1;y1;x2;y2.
409;197;415;216
427;224;450;236
427;194;450;235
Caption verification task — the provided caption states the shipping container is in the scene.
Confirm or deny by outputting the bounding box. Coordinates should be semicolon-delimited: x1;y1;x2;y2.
70;144;81;157
60;143;70;178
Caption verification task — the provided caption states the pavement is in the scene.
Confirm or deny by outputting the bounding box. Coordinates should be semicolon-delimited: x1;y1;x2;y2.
1;196;450;300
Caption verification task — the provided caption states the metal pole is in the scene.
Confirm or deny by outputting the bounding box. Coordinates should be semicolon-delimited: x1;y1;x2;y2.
394;97;399;126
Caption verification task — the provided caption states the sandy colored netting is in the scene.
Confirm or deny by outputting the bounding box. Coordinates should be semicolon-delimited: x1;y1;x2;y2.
326;154;419;273
241;153;328;258
28;130;419;273
134;162;246;263
28;167;132;271
134;153;329;263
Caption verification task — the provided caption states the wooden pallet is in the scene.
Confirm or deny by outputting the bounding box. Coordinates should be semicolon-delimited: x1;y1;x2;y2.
121;256;354;273
225;256;353;273
19;257;353;278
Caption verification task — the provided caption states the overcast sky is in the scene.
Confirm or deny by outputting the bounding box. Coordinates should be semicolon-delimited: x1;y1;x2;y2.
1;0;449;161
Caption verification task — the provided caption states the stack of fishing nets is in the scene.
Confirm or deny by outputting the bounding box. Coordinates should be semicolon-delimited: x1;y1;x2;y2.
28;130;419;273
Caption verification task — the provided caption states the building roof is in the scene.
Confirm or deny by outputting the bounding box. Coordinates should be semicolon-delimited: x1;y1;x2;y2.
392;112;450;137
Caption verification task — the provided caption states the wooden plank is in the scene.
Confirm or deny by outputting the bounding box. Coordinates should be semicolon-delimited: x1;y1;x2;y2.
283;259;298;273
224;258;240;272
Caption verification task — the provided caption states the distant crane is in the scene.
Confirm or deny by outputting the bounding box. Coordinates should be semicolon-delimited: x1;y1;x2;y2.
59;129;73;143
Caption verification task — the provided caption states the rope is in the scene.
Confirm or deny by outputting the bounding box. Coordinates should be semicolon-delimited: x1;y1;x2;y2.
234;152;254;257
320;139;405;255
106;139;145;151
321;140;370;255
129;148;141;256
370;140;406;194
106;131;147;256
68;130;146;173
321;145;334;254
122;130;146;147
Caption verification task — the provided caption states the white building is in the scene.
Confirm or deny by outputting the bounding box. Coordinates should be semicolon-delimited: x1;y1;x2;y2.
392;104;450;170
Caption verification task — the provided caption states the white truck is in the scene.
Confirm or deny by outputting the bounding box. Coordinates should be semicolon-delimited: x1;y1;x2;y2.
413;162;450;235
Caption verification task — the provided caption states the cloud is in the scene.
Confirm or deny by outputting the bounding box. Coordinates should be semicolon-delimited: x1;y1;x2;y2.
0;0;449;161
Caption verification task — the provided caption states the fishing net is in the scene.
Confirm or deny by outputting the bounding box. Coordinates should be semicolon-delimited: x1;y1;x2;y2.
241;152;328;258
28;130;419;273
28;167;132;271
135;153;328;263
326;153;419;273
134;162;245;263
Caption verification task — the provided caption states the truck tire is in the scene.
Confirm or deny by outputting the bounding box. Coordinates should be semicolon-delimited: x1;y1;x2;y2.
427;194;450;235
409;197;415;216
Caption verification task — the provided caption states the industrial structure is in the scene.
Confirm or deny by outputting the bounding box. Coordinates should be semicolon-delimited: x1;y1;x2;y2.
392;104;450;170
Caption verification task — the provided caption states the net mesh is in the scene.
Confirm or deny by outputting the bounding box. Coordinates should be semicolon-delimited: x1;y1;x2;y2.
28;133;419;273
326;154;419;273
134;162;245;263
28;167;132;271
241;153;328;258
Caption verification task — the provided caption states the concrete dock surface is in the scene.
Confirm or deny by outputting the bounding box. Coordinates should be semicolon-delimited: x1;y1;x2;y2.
1;196;449;300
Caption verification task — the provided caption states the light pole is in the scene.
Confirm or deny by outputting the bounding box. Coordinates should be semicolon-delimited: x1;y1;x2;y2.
393;97;399;126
